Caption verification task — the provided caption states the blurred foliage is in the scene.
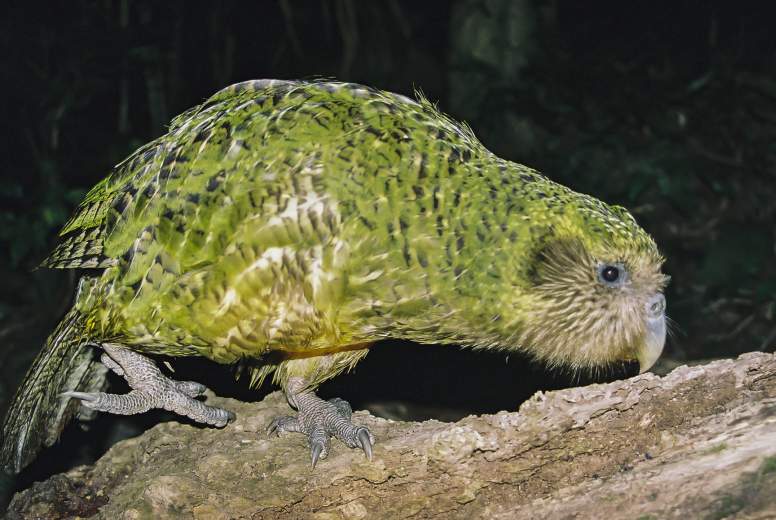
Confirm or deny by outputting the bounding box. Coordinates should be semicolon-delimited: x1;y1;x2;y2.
0;0;774;424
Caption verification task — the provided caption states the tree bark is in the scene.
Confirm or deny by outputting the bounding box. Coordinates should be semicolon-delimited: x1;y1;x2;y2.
7;352;776;519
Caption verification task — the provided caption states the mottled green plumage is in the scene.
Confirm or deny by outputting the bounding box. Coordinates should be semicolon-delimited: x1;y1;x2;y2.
3;79;667;472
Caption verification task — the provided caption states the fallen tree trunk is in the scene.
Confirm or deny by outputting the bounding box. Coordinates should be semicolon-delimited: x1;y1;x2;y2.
6;352;776;519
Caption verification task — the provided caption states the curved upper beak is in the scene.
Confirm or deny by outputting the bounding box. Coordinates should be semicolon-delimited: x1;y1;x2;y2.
638;293;667;373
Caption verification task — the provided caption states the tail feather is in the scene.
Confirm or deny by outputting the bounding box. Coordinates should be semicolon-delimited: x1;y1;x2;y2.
0;308;107;474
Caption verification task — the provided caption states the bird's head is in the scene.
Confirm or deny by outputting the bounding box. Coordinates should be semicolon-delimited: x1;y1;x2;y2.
508;196;669;374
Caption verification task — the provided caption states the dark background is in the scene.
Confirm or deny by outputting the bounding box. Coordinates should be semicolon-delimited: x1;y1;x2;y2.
1;0;775;505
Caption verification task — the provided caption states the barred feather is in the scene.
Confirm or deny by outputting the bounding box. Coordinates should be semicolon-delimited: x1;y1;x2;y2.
0;279;108;473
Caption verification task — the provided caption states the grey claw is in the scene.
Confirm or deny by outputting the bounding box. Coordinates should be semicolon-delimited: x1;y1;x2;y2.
311;442;324;469
225;410;236;423
357;428;373;460
61;391;97;403
267;415;299;437
268;393;374;467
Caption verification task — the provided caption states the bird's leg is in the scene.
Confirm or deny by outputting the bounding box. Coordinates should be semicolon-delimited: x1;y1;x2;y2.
267;377;374;467
62;343;234;427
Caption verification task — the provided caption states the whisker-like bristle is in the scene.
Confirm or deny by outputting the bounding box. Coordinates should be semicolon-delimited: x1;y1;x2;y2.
665;315;684;339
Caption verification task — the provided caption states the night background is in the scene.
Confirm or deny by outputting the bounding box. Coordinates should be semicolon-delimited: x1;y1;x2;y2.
1;0;775;508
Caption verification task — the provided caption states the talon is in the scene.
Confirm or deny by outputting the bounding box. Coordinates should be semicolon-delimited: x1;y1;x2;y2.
61;391;97;403
310;441;325;469
357;428;373;460
268;390;376;467
266;415;297;436
65;345;236;424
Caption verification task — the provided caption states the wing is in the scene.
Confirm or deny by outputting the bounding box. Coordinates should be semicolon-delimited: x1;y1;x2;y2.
41;80;304;270
41;140;163;268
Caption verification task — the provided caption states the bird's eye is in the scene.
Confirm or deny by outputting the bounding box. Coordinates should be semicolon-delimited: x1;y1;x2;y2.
597;263;627;287
601;265;619;282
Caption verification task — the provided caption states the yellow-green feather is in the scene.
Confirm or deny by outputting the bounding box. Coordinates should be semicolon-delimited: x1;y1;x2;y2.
42;79;661;385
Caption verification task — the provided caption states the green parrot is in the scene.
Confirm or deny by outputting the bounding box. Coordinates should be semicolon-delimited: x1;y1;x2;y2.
1;80;668;472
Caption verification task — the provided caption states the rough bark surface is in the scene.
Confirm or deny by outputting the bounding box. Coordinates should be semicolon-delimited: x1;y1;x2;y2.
6;352;776;520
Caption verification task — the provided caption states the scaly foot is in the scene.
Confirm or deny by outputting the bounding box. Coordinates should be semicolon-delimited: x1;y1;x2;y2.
268;379;374;467
62;344;234;427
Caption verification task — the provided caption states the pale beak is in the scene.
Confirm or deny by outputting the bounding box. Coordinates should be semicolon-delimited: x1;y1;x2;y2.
639;293;666;373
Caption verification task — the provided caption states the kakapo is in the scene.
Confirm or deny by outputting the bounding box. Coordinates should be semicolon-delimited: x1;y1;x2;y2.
1;80;668;472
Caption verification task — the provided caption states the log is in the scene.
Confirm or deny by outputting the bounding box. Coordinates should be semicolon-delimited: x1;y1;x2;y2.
6;352;776;519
